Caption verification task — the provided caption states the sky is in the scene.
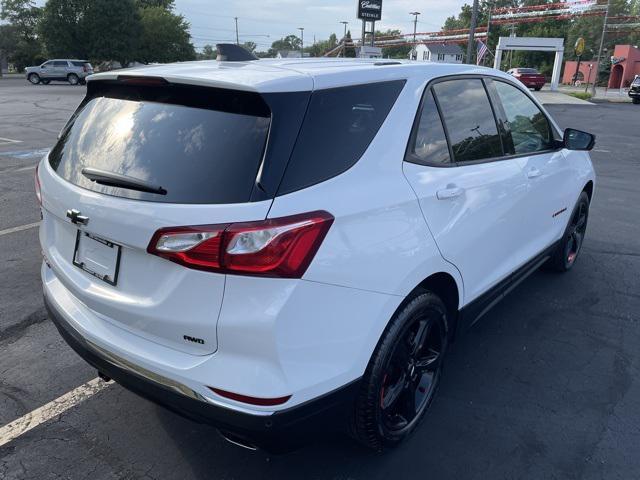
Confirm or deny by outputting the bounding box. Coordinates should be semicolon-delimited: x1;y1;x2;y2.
173;0;468;52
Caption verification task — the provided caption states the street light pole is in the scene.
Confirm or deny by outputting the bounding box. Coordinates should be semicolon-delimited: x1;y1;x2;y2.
340;21;349;58
591;0;611;97
234;17;239;45
298;27;304;57
410;12;420;60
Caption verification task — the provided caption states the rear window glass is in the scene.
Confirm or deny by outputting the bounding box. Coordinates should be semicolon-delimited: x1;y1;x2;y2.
49;87;271;204
277;80;405;195
518;68;539;74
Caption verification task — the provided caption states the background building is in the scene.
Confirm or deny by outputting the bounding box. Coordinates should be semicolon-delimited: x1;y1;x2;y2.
413;44;464;63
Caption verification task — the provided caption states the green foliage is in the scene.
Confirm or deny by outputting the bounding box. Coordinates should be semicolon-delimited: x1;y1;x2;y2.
135;0;174;9
242;41;257;53
268;35;302;57
567;92;593;100
0;0;43;69
444;0;640;70
305;33;338;57
377;29;411;59
39;0;89;58
80;0;141;68
138;6;195;63
197;44;217;60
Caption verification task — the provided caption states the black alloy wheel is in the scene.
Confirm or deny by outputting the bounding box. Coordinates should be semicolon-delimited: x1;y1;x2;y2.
548;191;590;272
379;308;446;434
351;291;449;450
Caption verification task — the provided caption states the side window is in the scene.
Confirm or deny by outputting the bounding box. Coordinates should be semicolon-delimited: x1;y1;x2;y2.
492;81;553;154
277;80;406;195
405;90;451;165
53;61;68;67
42;61;52;68
432;79;503;162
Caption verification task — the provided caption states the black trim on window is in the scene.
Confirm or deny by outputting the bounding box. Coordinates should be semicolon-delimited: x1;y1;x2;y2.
403;74;564;168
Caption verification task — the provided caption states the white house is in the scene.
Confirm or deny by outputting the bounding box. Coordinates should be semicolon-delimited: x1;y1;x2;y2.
412;43;464;63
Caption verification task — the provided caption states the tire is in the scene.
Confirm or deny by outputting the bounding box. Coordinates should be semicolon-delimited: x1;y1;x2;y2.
632;98;640;104
67;73;79;85
534;86;542;91
547;191;590;272
350;291;449;451
28;73;40;85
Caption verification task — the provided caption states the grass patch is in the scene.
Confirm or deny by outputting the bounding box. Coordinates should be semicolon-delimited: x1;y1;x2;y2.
567;92;593;101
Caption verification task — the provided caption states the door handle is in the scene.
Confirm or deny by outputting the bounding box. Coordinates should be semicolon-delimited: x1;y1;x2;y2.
436;185;464;200
527;167;542;179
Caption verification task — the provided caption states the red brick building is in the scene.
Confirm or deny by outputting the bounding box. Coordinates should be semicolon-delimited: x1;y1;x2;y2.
562;44;640;88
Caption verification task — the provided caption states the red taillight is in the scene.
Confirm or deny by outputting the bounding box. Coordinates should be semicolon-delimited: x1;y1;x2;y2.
209;387;291;406
147;211;334;278
35;164;42;206
117;75;168;86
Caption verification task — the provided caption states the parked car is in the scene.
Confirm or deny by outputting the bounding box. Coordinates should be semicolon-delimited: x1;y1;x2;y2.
629;75;640;104
25;59;93;85
38;51;596;453
507;67;546;91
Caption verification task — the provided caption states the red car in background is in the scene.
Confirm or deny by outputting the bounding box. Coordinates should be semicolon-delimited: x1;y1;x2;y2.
507;68;546;91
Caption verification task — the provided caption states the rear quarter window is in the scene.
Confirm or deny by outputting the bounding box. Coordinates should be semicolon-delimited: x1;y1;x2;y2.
277;80;405;195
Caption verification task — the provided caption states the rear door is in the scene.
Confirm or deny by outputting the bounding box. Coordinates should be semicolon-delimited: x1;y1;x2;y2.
403;77;532;304
52;60;69;78
39;80;281;355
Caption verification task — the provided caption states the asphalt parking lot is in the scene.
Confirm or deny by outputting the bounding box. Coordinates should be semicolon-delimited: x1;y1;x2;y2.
1;77;639;479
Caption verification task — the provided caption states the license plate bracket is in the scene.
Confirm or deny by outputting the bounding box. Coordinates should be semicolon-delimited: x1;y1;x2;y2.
72;231;121;286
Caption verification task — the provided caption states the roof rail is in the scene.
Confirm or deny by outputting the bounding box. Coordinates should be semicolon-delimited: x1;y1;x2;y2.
216;44;259;62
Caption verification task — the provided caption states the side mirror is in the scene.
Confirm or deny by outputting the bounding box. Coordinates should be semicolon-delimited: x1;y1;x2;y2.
563;128;595;151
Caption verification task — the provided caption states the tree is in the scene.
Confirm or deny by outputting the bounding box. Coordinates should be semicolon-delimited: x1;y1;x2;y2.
82;0;141;67
197;44;217;60
0;0;43;69
137;6;195;63
39;0;89;59
135;0;174;9
268;35;301;57
377;29;411;59
241;41;257;53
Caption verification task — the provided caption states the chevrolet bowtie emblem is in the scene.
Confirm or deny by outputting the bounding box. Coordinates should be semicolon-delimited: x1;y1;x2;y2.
66;209;89;226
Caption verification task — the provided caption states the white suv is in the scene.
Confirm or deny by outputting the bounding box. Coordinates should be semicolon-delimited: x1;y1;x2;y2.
38;53;596;452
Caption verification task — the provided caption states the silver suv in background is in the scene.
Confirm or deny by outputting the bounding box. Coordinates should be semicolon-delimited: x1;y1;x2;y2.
25;59;93;86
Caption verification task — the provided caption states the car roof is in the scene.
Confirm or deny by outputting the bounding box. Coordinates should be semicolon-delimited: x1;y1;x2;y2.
87;58;512;93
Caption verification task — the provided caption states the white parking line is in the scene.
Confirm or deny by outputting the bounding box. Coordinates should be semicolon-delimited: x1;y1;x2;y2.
0;222;40;237
0;137;22;146
0;378;112;447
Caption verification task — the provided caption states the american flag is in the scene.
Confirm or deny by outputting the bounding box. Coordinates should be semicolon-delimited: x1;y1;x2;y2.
476;39;488;65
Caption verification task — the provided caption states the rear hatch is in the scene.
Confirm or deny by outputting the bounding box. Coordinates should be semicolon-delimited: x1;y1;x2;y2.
39;78;287;355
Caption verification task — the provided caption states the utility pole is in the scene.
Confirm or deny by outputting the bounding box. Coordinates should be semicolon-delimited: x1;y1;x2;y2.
485;6;492;67
410;12;420;60
234;17;239;45
298;27;304;57
466;0;479;64
340;21;349;57
591;0;611;97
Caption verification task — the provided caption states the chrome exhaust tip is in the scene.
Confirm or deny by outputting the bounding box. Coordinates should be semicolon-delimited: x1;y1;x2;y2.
218;430;258;451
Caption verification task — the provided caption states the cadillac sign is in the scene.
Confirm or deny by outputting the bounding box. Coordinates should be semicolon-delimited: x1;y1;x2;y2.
357;0;383;21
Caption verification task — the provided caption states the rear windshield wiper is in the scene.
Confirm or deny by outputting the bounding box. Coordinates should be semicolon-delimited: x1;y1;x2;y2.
81;168;167;195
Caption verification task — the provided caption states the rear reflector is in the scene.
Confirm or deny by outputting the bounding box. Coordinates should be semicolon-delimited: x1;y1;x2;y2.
147;211;334;278
209;387;291;406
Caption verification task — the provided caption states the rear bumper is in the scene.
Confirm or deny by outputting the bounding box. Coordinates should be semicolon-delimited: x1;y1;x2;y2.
45;295;361;452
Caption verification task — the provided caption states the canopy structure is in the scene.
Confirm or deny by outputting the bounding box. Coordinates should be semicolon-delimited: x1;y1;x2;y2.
493;37;565;91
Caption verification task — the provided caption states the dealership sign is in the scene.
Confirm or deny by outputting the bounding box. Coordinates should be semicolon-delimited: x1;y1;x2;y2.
357;0;383;21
